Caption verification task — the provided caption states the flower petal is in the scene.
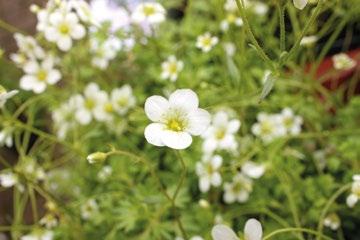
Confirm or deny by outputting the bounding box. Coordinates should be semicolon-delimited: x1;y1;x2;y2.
244;219;263;240
169;89;199;112
242;161;265;179
144;123;165;147
144;95;169;122
199;177;210;193
160;130;192;149
228;119;241;133
187;108;211;135
211;225;239;240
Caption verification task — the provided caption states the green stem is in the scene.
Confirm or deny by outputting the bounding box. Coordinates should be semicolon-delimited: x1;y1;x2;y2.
278;3;286;52
234;0;273;68
263;227;334;240
316;184;352;240
0;18;26;34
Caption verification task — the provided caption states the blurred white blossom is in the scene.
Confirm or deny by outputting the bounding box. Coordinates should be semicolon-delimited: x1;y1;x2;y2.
332;53;356;70
223;173;252;203
212;218;262;240
196;155;223;193
161;56;184;82
346;174;360;208
196;33;219;53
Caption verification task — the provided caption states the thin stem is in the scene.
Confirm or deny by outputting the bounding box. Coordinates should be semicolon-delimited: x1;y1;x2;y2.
263;227;334;240
28;185;39;223
234;0;273;68
0;18;26;34
316;184;352;240
278;3;286;52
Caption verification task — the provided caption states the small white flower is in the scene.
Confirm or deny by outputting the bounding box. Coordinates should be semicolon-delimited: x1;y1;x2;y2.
90;37;121;69
300;35;318;46
144;89;210;149
52;96;78;139
21;230;54;240
196;155;223;193
280;108;303;135
198;199;210;208
97;166;112;181
202;111;240;154
0;86;18;108
0;127;14;148
220;13;243;31
293;0;308;10
332;53;356;70
161;56;184;82
69;0;94;23
131;2;166;24
20;56;61;94
13;33;45;60
223;173;252;203
211;218;262;240
111;85;136;115
44;10;86;51
94;93;115;122
223;42;236;57
323;213;340;231
22;160;46;182
73;83;107;125
346;174;360;208
40;214;58;229
0;171;18;188
196;33;219;53
81;199;99;220
241;161;265;179
224;0;238;12
251;113;286;143
251;1;269;16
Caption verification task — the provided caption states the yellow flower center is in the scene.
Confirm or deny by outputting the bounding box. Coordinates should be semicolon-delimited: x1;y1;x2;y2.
206;164;214;175
143;5;155;16
104;103;113;113
260;121;273;135
283;117;294;128
226;13;236;23
167;119;184;132
201;37;212;47
36;70;48;81
168;62;178;74
215;128;226;140
59;23;70;34
85;99;95;110
117;97;129;107
0;85;6;95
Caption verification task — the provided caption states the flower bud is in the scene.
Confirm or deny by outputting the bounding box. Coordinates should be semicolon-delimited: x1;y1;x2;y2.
198;199;210;208
87;152;108;164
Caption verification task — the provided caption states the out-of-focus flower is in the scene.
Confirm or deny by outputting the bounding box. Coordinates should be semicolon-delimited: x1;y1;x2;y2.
0;171;18;188
202;111;240;154
293;0;308;10
211;218;262;240
12;33;45;60
241;161;265;179
87;152;108;164
251;113;286;143
20;56;61;94
220;14;243;31
346;174;360;208
20;230;53;240
111;85;136;116
90;37;121;69
323;213;341;231
280;108;303;135
40;214;58;229
94;93;115;122
144;89;210;149
73;83;107;125
131;2;166;25
52;96;78;139
161;56;184;82
196;155;223;193
0;86;18;108
332;53;356;70
300;35;318;46
223;42;236;57
223;173;252;203
97;166;112;181
0;126;14;148
199;199;210;208
196;33;219;53
69;0;94;23
44;10;86;51
81;199;99;220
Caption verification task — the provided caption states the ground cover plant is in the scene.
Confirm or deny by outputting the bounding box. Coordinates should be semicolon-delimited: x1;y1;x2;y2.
0;0;359;239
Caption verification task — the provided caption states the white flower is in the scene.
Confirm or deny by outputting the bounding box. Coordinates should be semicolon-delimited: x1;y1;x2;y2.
44;10;86;51
346;174;360;208
131;2;166;24
21;160;46;182
52;96;78;139
111;85;136;115
73;83;107;125
196;155;223;193
223;42;236;57
332;53;356;70
224;0;238;12
323;213;340;231
81;199;99;220
13;33;45;60
20;56;61;94
211;218;262;240
241;161;265;179
144;89;210;149
223;173;252;203
196;33;219;53
280;108;303;135
20;230;53;240
202;111;240;154
198;199;210;208
93;93;115;122
0;171;18;188
69;0;94;23
251;113;286;143
0;86;18;108
40;214;58;229
220;14;243;31
97;166;112;181
293;0;308;10
90;37;121;69
161;56;184;82
0;127;14;148
300;35;318;46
